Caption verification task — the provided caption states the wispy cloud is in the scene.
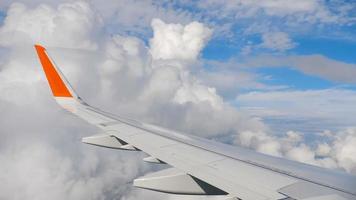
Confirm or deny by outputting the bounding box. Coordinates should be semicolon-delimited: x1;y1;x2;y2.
242;54;356;83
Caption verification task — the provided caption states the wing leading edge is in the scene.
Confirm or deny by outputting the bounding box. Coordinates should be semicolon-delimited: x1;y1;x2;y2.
34;45;356;200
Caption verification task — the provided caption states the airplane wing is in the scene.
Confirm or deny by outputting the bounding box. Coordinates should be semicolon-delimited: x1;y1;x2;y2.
34;44;356;200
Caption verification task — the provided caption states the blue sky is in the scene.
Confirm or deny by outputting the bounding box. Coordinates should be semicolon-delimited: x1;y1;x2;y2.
201;25;356;92
0;10;5;26
202;36;356;92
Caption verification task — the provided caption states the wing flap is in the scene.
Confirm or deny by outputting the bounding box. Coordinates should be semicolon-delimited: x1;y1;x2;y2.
133;167;227;195
82;134;133;150
279;182;356;200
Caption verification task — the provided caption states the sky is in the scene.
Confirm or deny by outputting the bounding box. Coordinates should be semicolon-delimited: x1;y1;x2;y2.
0;0;355;200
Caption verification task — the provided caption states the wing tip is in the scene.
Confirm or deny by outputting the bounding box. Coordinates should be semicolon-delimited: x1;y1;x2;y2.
34;44;46;51
34;44;73;98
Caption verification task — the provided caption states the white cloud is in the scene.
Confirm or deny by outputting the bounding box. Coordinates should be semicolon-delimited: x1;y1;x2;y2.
237;131;282;157
145;19;222;109
139;65;181;103
173;83;223;109
0;140;154;200
332;128;356;173
149;18;212;61
0;1;99;49
286;144;318;165
234;128;356;173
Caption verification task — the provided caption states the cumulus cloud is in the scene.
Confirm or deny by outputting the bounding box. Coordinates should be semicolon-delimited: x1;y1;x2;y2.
149;18;212;60
173;84;223;109
234;128;356;174
331;128;356;174
0;1;100;49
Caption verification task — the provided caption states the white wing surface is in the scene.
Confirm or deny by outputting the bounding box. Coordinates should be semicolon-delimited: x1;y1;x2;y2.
34;45;356;200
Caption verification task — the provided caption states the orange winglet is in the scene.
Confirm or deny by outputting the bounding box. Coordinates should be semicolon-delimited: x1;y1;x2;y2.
34;45;72;97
